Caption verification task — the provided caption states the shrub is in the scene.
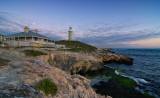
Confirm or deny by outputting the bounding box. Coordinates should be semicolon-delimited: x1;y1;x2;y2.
24;50;47;56
34;79;58;96
55;40;97;52
0;57;10;66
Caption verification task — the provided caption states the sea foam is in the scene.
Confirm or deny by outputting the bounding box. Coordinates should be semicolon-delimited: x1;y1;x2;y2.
115;70;149;85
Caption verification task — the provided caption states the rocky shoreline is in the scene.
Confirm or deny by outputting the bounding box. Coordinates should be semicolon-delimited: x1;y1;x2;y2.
0;46;134;98
0;47;112;98
91;66;155;98
38;48;133;75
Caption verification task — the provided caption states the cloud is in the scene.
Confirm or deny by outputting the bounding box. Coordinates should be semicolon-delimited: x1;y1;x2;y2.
0;11;67;40
0;11;29;34
0;11;160;48
122;38;160;48
75;22;160;48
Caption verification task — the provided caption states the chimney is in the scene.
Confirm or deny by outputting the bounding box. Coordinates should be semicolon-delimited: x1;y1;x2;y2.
34;29;39;33
24;26;29;33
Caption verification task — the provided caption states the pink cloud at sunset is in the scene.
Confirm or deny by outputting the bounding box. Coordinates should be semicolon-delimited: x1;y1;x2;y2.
123;38;160;48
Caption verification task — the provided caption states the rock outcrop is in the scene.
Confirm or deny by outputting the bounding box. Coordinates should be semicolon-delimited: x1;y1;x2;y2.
37;48;133;77
96;49;133;65
38;51;105;75
101;53;133;65
0;47;133;97
0;48;111;98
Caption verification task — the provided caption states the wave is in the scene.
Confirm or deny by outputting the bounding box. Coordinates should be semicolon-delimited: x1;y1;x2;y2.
115;70;149;85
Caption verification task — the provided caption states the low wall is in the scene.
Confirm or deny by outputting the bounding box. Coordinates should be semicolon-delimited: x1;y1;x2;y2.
4;41;56;47
4;41;31;47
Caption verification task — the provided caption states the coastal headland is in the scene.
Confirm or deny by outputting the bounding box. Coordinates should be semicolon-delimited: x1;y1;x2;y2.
0;41;154;98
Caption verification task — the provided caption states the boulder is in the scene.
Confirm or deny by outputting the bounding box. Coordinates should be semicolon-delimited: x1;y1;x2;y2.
102;53;133;65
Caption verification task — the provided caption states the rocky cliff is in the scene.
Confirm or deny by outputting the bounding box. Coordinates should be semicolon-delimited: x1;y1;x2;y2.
38;51;105;75
37;49;133;76
95;49;133;65
0;46;133;98
0;48;111;98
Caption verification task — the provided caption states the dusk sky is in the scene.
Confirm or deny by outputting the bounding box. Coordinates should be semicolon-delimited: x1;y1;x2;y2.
0;0;160;48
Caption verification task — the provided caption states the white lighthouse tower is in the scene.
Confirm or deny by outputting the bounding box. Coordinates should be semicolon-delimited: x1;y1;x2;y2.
68;27;73;41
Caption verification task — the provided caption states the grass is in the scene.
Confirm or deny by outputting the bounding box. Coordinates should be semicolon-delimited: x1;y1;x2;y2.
24;49;47;57
0;57;10;66
55;40;97;52
34;79;58;96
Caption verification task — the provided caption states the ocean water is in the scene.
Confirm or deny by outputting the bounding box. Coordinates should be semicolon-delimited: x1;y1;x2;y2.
107;48;160;97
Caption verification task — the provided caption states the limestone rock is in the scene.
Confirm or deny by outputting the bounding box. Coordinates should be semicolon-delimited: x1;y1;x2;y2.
95;49;133;65
0;48;111;98
38;51;105;75
102;53;133;65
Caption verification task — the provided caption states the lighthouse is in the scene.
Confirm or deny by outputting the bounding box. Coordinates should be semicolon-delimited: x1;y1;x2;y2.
68;27;73;41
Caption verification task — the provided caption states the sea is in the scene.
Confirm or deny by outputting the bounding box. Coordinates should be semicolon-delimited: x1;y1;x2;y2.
107;48;160;98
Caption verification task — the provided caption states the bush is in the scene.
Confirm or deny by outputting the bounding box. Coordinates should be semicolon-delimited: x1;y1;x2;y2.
0;57;10;66
34;79;58;96
24;50;47;56
56;40;97;52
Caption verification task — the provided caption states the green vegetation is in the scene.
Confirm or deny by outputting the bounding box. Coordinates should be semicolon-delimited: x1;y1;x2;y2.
142;93;155;98
39;47;55;48
84;74;97;79
0;42;7;46
113;76;137;89
105;67;137;89
92;67;155;98
0;57;10;66
116;69;123;73
24;49;47;56
16;46;27;48
56;40;97;52
104;67;117;77
34;79;58;96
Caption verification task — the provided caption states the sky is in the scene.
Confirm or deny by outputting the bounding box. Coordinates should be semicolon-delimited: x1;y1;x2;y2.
0;0;160;48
